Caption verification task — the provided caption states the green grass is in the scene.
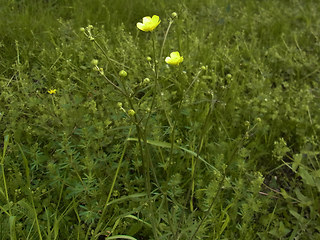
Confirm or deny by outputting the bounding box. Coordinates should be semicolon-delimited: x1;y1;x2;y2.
1;0;320;239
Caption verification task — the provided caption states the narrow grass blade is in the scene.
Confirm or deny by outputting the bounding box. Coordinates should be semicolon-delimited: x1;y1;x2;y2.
1;135;9;164
9;215;17;240
106;235;137;240
16;143;43;240
127;138;220;173
1;135;10;206
106;193;147;207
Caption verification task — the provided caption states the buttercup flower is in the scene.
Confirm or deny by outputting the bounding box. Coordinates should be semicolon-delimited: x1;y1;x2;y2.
165;51;184;65
137;15;161;32
48;89;57;94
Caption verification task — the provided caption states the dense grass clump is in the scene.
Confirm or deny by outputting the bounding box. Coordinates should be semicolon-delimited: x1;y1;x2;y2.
0;0;320;239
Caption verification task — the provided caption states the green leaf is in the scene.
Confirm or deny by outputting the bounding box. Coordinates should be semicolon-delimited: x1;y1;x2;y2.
1;135;9;164
17;143;31;186
299;167;316;187
278;221;290;237
294;188;311;206
280;188;290;200
313;169;320;178
107;193;147;207
292;154;302;172
106;235;137;240
289;209;307;224
127;138;220;173
9;216;17;240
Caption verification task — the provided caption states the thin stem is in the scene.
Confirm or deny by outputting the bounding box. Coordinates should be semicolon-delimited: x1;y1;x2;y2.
159;20;173;63
189;136;247;240
145;20;175;130
168;68;204;176
1;136;9;210
144;32;161;135
152;33;159;80
93;128;132;237
96;66;127;97
17;143;43;240
92;39;129;70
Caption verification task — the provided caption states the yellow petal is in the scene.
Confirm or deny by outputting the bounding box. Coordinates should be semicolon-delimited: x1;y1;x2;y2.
137;22;145;31
165;57;171;64
142;16;152;24
165;57;178;65
170;51;180;58
151;15;160;24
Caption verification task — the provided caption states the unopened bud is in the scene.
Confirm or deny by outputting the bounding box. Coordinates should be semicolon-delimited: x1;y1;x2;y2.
128;109;136;117
119;70;127;77
171;12;178;18
91;59;98;66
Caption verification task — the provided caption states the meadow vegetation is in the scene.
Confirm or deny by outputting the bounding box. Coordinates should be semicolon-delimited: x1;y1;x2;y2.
0;0;320;239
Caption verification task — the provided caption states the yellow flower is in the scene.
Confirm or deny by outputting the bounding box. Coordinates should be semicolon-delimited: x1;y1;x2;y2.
137;15;161;32
48;89;57;94
165;51;184;65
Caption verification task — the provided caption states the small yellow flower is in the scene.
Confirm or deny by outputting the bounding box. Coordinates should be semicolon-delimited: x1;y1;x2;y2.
165;51;184;65
137;15;161;32
48;89;57;94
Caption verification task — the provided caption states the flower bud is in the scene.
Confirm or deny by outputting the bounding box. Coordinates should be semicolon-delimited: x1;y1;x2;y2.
91;59;98;66
143;78;150;84
80;27;85;32
171;12;178;18
117;102;123;108
146;56;152;62
128;109;136;117
119;70;128;77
